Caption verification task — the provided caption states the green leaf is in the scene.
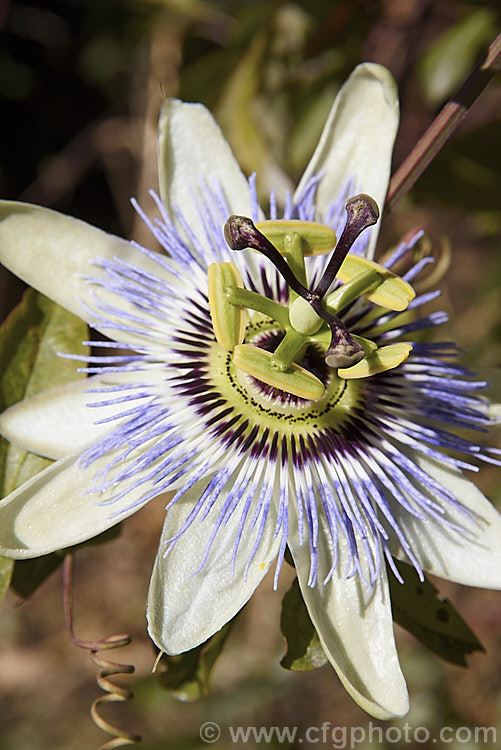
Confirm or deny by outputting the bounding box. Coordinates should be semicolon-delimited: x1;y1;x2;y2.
280;577;327;671
418;8;495;106
157;621;233;702
0;556;13;605
215;23;292;197
0;289;89;603
388;559;484;666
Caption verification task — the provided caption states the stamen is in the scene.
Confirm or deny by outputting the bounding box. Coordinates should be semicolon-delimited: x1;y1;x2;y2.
332;255;415;312
207;262;246;351
223;202;413;374
338;342;413;379
233;344;325;400
313;194;379;299
223;213;365;370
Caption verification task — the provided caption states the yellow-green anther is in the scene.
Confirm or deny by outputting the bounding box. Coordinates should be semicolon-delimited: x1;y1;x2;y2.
233;344;325;400
208;262;246;351
351;335;378;356
289;296;323;335
337;256;415;312
283;232;307;295
255;219;337;257
338;342;413;379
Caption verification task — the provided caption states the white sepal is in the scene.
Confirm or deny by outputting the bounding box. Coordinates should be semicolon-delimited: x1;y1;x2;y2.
288;504;409;720
158;99;256;251
388;454;501;589
0;375;134;460
294;63;399;259
0;436;169;557
147;474;280;653
0;201;174;345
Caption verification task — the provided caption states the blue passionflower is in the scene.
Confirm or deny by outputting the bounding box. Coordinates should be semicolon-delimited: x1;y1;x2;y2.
0;64;499;720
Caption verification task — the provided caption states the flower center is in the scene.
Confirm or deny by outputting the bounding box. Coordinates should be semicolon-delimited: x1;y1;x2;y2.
206;329;362;434
245;329;331;406
208;195;417;401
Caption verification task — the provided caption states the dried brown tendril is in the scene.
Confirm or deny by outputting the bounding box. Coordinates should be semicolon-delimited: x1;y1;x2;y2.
412;231;451;293
63;553;141;749
379;227;451;293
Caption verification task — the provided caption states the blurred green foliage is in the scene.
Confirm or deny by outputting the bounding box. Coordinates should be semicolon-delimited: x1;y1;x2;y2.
389;560;485;667
418;6;496;106
0;290;89;605
2;0;500;217
280;576;327;671
413;121;501;215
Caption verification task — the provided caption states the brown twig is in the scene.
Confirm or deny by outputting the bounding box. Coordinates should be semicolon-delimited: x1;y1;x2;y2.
386;34;501;210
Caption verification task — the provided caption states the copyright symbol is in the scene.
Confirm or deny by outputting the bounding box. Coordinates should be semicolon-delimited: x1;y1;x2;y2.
200;721;221;743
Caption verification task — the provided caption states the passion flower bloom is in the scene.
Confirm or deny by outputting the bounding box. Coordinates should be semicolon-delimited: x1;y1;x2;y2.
0;63;500;720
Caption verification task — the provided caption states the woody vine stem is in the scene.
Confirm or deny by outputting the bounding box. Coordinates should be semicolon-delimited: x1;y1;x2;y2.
386;33;501;211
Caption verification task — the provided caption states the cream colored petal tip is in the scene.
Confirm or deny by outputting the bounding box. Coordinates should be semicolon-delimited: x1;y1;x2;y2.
489;403;501;422
288;508;408;719
0;200;171;345
298;567;409;719
0;432;168;558
389;453;501;589
0;376;129;460
147;475;280;654
294;63;399;259
158;99;255;244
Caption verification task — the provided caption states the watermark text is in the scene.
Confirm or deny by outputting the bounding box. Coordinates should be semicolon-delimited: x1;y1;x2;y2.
199;720;497;747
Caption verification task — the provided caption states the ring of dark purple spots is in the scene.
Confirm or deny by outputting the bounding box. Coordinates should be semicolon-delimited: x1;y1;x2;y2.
243;317;278;338
222;350;352;427
173;334;355;424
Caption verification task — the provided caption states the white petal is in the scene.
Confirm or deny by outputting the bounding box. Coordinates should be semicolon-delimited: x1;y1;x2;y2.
0;201;173;344
0;437;166;557
158;99;256;248
147;475;280;653
388;454;501;589
294;63;399;259
489;402;501;422
288;508;409;720
0;373;152;460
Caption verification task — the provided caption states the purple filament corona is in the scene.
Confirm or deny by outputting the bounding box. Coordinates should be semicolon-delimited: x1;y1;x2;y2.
67;174;500;591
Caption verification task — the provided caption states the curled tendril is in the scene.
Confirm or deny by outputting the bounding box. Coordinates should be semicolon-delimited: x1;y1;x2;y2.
412;231;451;293
63;553;141;749
379;227;451;293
